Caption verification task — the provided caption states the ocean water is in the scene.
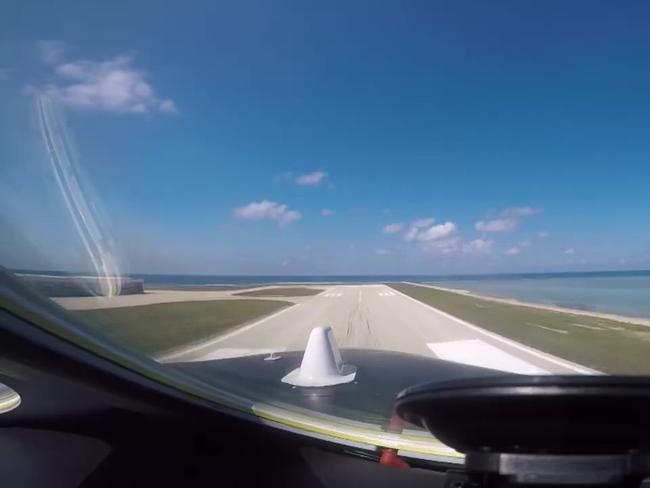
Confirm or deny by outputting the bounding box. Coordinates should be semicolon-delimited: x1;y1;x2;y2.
431;271;650;318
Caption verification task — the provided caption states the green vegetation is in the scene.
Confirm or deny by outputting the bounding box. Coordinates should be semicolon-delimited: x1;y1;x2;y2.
390;283;650;375
234;287;323;297
73;299;291;357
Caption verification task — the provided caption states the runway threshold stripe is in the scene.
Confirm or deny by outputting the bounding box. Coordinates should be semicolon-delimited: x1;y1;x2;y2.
427;339;549;375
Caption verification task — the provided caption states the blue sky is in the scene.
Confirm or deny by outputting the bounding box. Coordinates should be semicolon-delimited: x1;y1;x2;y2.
1;0;650;275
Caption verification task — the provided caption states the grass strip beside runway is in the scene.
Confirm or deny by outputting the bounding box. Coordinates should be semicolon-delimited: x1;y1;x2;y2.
72;299;291;357
390;283;650;374
234;287;323;297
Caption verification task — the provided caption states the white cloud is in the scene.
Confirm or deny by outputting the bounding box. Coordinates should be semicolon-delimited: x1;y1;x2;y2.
412;222;460;254
402;217;435;241
505;246;521;256
382;222;403;234
475;218;516;233
321;208;333;217
397;217;459;253
233;200;301;227
475;206;540;233
565;248;575;255
416;222;457;242
38;40;67;64
400;218;457;248
375;248;390;256
463;238;494;254
44;53;177;115
537;231;550;239
422;236;460;254
295;171;327;186
404;226;419;242
411;217;435;228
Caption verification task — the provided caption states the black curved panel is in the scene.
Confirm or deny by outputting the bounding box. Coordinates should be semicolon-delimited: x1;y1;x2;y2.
396;375;650;453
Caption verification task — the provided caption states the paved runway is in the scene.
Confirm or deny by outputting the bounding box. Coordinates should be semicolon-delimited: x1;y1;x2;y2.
163;284;595;374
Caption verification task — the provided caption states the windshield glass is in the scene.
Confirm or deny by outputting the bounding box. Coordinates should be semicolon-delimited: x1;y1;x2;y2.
2;0;650;462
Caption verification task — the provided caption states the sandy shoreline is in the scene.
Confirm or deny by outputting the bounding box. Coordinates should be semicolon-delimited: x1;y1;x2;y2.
404;282;650;327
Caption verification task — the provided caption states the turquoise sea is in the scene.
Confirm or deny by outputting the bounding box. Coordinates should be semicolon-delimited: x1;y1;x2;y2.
430;271;650;318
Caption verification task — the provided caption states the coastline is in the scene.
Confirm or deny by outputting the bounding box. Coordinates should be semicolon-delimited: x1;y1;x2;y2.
405;282;650;327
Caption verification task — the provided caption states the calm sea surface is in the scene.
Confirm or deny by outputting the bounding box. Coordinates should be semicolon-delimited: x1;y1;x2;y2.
429;271;650;318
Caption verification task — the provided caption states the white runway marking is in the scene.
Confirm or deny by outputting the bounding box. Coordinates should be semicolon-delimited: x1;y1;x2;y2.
193;347;289;361
570;323;605;330
427;339;549;375
530;324;568;334
378;291;396;297
324;293;342;297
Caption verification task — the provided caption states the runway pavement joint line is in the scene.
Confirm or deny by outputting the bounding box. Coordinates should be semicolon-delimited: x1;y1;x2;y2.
390;285;600;375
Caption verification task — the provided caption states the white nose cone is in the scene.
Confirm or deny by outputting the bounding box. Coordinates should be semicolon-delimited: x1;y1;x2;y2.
282;326;357;387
